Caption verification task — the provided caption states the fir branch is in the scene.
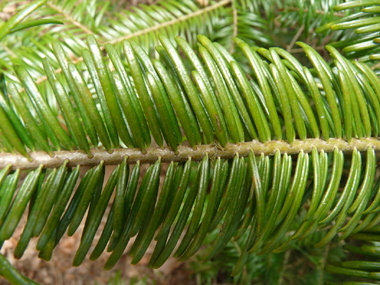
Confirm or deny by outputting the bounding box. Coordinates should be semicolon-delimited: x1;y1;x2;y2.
46;2;95;36
107;0;232;45
15;0;233;91
2;138;380;170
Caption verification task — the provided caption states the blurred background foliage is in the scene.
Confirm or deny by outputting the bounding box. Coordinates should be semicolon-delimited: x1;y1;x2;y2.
0;0;353;88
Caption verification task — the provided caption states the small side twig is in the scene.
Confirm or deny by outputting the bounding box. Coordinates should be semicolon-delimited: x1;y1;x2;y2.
47;2;95;36
287;24;304;52
319;243;331;285
289;45;325;54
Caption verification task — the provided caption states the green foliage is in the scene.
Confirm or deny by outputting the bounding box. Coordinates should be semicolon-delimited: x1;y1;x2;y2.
2;0;380;284
317;0;380;62
276;0;347;43
3;32;380;154
0;0;273;88
0;0;56;42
